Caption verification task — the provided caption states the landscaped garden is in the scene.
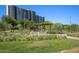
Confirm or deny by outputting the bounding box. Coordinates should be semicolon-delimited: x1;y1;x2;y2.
0;16;79;53
0;31;79;53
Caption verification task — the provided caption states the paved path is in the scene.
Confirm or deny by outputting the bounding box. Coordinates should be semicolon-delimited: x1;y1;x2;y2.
13;31;78;40
29;32;79;40
55;34;79;40
67;36;79;40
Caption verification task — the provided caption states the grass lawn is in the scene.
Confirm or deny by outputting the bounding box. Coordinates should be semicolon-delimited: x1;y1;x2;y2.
0;39;79;53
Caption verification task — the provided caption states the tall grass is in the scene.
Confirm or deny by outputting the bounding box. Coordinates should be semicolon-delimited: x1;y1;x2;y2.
0;31;79;52
0;31;67;42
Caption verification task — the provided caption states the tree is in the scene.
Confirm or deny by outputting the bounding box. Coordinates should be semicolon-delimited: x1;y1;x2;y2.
53;23;63;33
7;24;13;30
16;20;35;30
0;21;8;30
25;20;35;30
15;24;22;30
63;24;70;32
2;16;15;24
70;24;79;33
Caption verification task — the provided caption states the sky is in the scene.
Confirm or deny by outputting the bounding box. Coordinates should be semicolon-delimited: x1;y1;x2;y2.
0;5;79;24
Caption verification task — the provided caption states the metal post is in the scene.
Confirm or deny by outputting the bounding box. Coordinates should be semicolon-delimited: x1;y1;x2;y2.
49;24;51;33
70;16;71;33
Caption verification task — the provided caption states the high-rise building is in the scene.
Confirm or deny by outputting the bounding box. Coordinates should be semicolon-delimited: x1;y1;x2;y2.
28;10;36;21
40;16;45;23
7;5;16;19
6;5;45;23
35;15;40;23
36;15;45;23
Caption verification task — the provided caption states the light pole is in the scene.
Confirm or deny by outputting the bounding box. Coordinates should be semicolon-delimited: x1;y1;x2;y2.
70;16;71;33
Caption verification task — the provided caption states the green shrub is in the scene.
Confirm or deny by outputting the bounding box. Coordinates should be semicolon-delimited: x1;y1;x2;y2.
0;38;3;42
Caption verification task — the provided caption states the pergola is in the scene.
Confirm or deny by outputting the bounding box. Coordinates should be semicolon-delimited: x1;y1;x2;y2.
35;23;52;32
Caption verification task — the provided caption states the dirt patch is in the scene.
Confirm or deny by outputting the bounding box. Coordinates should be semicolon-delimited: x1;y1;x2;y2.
28;40;49;47
60;47;79;53
33;41;46;46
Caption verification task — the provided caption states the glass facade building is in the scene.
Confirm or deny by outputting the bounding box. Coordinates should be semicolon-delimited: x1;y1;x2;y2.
7;5;45;23
36;15;45;23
